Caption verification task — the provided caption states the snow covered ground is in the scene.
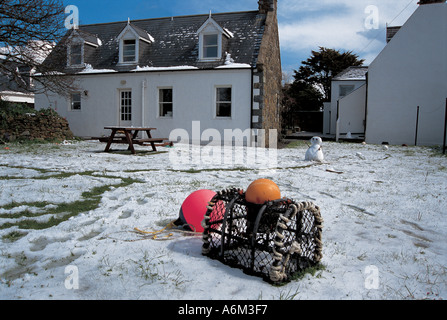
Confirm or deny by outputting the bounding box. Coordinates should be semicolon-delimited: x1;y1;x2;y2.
0;140;445;300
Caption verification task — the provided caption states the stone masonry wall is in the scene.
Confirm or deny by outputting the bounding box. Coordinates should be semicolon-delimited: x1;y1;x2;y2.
255;0;282;147
0;113;74;142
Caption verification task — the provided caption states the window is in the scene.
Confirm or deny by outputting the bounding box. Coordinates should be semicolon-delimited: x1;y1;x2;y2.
216;87;232;118
123;39;136;62
120;90;132;121
159;88;173;117
69;44;83;66
203;34;218;59
197;17;229;61
339;85;355;97
70;93;81;111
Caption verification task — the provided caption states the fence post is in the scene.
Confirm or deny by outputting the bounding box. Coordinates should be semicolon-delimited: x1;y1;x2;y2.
443;98;447;154
415;106;420;146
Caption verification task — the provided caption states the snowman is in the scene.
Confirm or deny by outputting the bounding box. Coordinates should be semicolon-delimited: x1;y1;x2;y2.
305;136;324;162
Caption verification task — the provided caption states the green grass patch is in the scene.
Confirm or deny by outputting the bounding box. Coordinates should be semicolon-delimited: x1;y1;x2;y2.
274;263;326;288
0;175;142;233
285;140;309;149
1;230;28;242
0;165;97;181
104;150;168;156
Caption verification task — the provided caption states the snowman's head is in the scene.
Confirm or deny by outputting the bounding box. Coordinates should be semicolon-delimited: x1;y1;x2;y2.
310;136;323;146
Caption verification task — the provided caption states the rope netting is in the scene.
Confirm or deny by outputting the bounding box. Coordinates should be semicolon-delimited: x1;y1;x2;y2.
201;188;323;284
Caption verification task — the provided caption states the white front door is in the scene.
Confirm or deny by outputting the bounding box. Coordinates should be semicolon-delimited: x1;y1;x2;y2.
119;89;132;126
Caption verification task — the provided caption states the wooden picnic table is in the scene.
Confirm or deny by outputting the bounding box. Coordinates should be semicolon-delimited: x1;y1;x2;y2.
100;126;172;154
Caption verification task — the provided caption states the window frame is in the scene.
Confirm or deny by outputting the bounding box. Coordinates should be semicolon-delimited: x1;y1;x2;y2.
215;86;232;118
70;92;82;111
119;90;132;122
199;32;222;61
158;87;173;118
118;35;139;65
339;85;355;98
203;34;219;59
122;39;136;63
67;42;84;67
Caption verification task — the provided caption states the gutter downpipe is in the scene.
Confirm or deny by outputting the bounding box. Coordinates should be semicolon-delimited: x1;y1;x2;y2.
335;100;340;142
364;71;369;139
141;79;147;138
250;66;254;147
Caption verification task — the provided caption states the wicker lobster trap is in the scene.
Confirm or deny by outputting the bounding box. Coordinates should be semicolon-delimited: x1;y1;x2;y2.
201;188;323;284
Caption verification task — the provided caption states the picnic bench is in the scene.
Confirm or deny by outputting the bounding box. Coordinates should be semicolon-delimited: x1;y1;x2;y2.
99;126;173;154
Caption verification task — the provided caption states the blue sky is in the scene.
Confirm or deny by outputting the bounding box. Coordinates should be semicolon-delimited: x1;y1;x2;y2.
63;0;419;79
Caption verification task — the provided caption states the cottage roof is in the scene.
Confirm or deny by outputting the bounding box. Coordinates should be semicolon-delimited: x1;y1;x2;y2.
117;22;154;44
67;29;102;47
44;10;266;73
333;66;368;81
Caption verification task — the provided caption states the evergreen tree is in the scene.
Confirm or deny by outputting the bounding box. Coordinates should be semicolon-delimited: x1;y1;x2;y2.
292;47;364;103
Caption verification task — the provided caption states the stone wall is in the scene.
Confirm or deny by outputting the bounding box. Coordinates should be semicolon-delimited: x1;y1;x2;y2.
255;0;282;147
0;113;74;142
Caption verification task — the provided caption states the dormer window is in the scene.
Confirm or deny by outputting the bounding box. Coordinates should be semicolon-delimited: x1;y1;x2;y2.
69;43;83;66
119;35;138;64
123;39;136;62
203;34;219;59
197;15;233;61
117;20;154;65
66;29;101;68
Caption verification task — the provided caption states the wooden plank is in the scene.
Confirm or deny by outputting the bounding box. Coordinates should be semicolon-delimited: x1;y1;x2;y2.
104;126;156;131
98;137;128;143
132;138;169;144
101;126;169;154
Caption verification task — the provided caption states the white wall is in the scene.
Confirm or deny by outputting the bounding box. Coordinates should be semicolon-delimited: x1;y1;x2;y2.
366;3;447;146
337;84;366;135
35;68;253;145
329;80;365;135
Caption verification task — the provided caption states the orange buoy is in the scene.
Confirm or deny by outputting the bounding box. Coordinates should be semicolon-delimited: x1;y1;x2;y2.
245;179;281;205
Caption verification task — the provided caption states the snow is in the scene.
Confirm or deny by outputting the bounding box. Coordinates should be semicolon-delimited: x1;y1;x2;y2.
333;66;368;81
132;65;199;72
77;64;117;74
0;140;446;300
34;71;65;76
223;28;234;38
146;33;155;43
0;41;54;65
215;53;251;69
214;53;251;69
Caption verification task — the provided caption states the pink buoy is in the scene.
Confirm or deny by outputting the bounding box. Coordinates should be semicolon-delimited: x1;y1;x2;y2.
178;189;216;232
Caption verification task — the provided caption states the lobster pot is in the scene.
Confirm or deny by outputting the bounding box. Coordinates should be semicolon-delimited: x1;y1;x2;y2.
201;188;323;284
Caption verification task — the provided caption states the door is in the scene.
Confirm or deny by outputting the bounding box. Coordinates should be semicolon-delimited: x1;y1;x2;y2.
119;89;132;126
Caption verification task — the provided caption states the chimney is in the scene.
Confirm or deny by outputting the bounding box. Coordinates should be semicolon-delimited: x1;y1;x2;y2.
258;0;277;14
386;26;401;43
418;0;445;4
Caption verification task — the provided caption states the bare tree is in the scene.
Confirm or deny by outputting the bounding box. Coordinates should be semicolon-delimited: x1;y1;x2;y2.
0;0;75;96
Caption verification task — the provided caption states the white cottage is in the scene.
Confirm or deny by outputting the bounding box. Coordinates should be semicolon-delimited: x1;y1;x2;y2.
327;1;446;146
35;0;282;146
365;0;447;146
325;66;368;138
